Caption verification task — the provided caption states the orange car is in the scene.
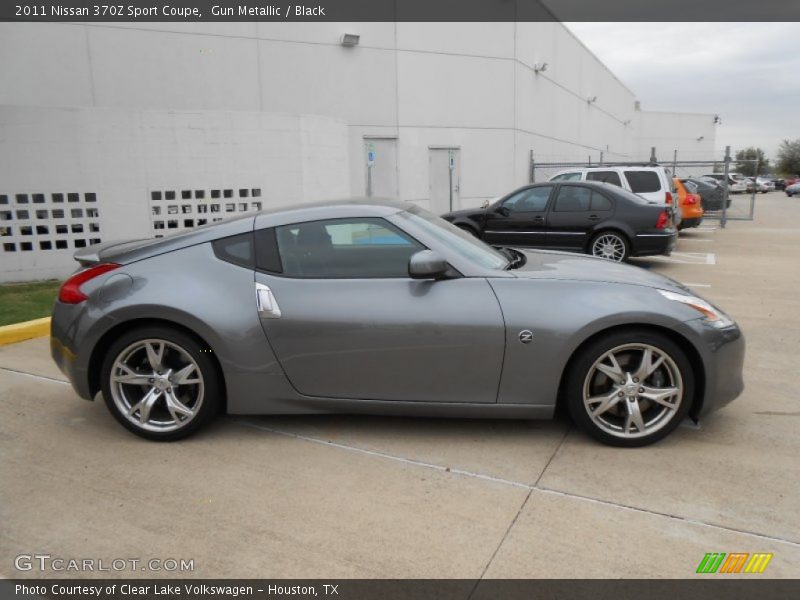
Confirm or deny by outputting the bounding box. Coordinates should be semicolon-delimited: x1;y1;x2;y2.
674;178;704;230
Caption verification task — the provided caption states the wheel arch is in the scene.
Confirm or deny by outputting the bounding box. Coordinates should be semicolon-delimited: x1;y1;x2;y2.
556;323;706;420
88;317;227;412
584;226;632;253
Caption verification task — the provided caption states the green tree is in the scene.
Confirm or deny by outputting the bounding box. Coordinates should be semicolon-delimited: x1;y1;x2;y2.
734;147;770;176
776;139;800;177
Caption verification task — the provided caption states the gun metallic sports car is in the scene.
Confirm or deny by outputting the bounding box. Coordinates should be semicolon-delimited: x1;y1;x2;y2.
51;200;745;447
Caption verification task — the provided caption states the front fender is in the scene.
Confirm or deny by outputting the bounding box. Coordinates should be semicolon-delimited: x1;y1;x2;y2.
487;278;692;407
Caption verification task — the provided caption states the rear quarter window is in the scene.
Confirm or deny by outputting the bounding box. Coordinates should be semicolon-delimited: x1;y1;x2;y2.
624;171;661;193
212;232;254;269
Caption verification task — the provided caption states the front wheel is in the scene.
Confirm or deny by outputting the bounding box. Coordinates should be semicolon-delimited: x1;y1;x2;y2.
101;326;222;441
589;231;629;262
565;330;694;447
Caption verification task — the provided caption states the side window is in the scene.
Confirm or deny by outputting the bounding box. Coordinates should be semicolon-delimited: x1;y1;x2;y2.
624;171;661;193
552;172;582;182
586;171;622;187
554;186;592;212
274;218;425;279
590;191;613;211
212;232;253;269
502;187;552;213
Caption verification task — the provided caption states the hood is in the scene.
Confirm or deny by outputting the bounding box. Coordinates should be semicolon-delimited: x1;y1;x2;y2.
443;207;486;220
508;248;690;293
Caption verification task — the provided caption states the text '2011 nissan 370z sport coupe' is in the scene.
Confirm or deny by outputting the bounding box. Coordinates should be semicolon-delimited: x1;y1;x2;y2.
50;200;745;447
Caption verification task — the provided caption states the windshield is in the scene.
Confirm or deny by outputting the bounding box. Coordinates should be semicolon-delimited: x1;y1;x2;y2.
398;205;509;270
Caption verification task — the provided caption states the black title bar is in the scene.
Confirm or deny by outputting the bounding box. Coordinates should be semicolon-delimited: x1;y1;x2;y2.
4;579;800;600
1;0;798;22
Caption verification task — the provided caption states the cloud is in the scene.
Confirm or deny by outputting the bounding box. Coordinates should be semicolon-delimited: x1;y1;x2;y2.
565;22;798;160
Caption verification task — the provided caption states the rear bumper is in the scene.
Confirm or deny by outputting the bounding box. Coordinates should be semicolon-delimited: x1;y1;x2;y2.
681;217;703;229
631;231;677;257
50;300;96;400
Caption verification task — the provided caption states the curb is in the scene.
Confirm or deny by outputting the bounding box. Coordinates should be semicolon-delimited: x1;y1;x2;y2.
0;317;51;346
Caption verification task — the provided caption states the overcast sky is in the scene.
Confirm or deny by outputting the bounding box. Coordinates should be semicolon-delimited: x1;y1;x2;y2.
565;22;796;161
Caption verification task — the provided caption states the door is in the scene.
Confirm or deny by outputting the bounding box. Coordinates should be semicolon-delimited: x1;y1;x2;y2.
429;148;460;214
481;185;554;247
546;185;613;250
252;215;505;404
364;138;398;198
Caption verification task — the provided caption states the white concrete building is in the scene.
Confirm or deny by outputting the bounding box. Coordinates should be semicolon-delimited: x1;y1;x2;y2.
0;22;717;281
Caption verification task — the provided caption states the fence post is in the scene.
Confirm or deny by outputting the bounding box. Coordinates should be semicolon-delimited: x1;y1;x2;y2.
750;157;760;220
529;150;535;183
650;147;657;165
721;145;731;229
672;149;678;178
599;151;604;166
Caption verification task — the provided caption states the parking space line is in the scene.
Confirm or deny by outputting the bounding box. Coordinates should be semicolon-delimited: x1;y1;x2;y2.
237;419;531;489
0;367;69;386
236;420;800;549
648;252;716;265
695;227;718;232
680;238;714;242
681;283;711;288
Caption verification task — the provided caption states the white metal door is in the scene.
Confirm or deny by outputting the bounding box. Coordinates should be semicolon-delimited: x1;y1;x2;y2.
364;138;398;198
429;148;460;214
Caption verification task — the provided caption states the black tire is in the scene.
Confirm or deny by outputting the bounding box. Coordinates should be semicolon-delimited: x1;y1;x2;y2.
588;230;629;262
564;329;695;447
100;326;222;441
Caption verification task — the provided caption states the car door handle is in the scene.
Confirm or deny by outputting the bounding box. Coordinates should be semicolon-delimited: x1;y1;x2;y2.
533;216;545;223
588;214;600;221
255;283;282;319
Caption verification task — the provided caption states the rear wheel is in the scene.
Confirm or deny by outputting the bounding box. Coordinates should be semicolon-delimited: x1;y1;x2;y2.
565;329;694;447
101;326;221;441
589;231;629;262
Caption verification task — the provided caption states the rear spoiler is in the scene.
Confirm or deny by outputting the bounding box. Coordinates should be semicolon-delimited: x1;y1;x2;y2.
73;239;146;267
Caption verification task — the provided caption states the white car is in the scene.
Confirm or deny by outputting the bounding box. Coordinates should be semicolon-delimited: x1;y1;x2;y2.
549;166;681;227
749;177;775;193
702;173;747;194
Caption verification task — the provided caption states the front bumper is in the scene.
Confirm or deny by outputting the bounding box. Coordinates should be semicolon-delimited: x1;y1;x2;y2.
674;319;745;419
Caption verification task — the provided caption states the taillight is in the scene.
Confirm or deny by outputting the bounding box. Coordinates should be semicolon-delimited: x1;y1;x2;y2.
655;211;669;229
665;191;673;204
685;194;697;205
58;263;120;304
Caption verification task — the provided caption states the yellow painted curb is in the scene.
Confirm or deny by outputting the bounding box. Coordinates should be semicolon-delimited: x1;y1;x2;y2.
0;317;51;346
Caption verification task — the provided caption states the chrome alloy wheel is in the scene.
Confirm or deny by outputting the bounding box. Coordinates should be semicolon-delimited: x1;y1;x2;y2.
109;339;204;433
582;343;683;439
591;233;626;261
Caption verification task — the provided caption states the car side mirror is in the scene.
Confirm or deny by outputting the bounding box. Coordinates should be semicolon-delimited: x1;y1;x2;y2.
409;250;450;280
496;205;510;217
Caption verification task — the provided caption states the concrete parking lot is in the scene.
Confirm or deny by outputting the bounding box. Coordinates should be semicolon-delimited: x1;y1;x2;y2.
1;192;799;579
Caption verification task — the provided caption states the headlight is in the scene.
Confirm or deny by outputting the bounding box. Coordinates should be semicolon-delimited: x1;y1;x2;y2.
658;289;735;328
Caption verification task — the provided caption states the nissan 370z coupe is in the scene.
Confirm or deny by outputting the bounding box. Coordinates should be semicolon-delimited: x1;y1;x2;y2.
50;200;745;447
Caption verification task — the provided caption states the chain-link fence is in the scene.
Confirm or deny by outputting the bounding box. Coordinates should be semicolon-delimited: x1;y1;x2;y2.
529;146;761;227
